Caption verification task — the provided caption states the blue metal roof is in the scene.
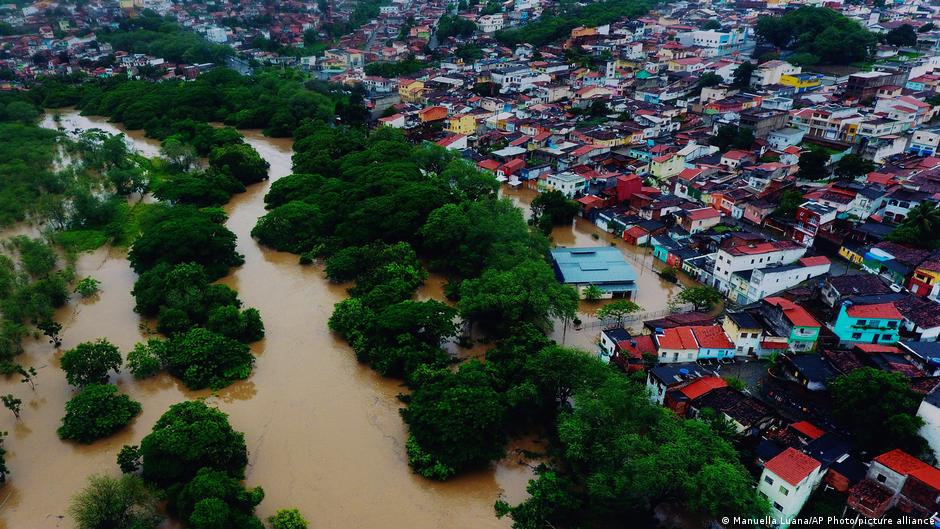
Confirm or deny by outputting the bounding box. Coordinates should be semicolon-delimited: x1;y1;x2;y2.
550;246;638;287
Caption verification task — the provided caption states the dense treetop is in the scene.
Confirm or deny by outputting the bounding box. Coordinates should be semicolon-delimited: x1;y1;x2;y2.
755;6;877;65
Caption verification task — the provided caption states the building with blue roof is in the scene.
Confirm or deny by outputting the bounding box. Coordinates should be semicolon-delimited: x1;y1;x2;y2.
550;246;638;300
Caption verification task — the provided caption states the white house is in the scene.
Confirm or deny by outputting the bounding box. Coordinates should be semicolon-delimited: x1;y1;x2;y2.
758;448;823;528
542;172;587;197
918;388;940;457
909;126;940;156
766;128;805;151
478;14;505;33
728;256;831;307
752;60;801;87
712;241;807;295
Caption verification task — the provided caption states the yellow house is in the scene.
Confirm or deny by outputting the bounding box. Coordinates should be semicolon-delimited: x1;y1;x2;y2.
909;262;940;296
844;122;859;143
650;153;684;181
399;80;425;103
723;312;764;357
780;74;821;92
445;114;477;135
838;244;864;265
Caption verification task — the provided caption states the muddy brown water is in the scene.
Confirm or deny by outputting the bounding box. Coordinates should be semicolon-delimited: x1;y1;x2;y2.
0;111;536;529
501;187;691;351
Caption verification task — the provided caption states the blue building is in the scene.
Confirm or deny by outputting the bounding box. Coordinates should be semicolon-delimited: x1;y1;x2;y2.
550;246;638;300
832;300;902;346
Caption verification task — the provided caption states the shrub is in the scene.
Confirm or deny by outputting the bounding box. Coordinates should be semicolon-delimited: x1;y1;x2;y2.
58;384;142;443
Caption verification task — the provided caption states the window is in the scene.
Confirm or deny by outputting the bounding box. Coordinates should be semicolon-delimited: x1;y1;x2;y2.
856;319;866;327
779;485;789;496
852;333;862;339
877;473;886;483
882;334;894;341
887;321;897;329
752;333;760;338
773;502;784;512
764;475;774;485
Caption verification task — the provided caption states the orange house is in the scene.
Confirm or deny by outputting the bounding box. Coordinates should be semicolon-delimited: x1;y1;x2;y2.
418;106;448;123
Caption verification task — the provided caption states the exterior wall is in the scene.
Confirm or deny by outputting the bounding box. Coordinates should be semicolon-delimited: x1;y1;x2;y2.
788;326;820;352
647;373;668;404
723;318;763;356
713;246;807;294
909;268;940;297
445;115;477;135
832;306;900;346
917;399;940;458
697;346;735;360
758;467;821;528
866;462;907;494
658;347;698;363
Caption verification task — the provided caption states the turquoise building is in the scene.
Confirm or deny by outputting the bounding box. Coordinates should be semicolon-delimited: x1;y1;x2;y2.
832;300;902;346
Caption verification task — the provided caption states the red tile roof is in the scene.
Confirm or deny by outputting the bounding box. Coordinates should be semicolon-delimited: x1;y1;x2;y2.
477;159;500;171
789;421;825;440
844;302;902;320
727;241;801;256
691;325;733;349
854;344;900;354
799;256;830;267
679;376;728;400
656;326;698;350
687;207;720;221
765;297;821;328
874;449;940;490
764;448;821;486
435;134;465;147
625;225;648;237
617;335;656;357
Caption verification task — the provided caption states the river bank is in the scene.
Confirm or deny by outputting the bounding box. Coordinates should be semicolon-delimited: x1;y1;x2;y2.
0;110;530;529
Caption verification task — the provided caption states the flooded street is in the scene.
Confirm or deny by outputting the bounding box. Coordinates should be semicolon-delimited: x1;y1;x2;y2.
0;110;532;529
502;187;690;350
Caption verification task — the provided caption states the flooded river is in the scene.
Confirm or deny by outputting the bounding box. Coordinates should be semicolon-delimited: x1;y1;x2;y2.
0;111;534;529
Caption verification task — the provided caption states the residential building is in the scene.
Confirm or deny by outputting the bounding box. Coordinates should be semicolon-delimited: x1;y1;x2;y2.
758;297;821;352
723;311;764;357
712;241;806;295
791;201;837;247
758;448;823;528
831;300;902;346
542;172;587;197
848;449;940;519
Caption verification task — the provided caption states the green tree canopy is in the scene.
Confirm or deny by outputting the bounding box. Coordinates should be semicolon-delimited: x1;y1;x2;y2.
755;7;876;65
676;285;722;311
596;299;643;326
833;154;875;181
60;339;123;387
69;474;161;529
401;362;507;480
886;202;940;249
208;143;270;186
830;367;929;456
128;206;243;279
797;150;829;181
458;259;578;335
140;400;248;486
885;24;918;47
58;383;142;443
530;190;580;233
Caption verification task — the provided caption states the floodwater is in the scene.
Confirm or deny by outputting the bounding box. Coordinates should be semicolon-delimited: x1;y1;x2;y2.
502;187;690;351
0;110;534;529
